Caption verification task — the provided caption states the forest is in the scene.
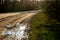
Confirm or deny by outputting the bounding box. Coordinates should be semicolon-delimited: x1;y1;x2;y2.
0;0;41;13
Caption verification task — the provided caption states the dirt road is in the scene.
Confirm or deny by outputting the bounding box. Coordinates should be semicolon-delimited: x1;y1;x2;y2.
0;10;39;40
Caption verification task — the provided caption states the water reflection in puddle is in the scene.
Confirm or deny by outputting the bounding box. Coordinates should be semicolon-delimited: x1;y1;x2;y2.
2;23;29;40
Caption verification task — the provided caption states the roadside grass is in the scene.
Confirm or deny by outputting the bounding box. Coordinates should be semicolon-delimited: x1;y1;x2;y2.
30;12;60;40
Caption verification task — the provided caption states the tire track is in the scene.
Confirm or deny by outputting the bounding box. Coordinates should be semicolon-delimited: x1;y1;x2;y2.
0;13;28;28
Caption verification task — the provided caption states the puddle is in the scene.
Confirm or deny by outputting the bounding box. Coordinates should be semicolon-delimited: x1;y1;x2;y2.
2;23;29;40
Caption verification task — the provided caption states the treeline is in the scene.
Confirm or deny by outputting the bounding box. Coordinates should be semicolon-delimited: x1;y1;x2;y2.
0;0;41;13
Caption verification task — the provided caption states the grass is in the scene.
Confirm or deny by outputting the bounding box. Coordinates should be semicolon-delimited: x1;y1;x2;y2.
30;12;60;40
